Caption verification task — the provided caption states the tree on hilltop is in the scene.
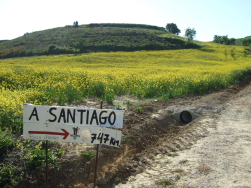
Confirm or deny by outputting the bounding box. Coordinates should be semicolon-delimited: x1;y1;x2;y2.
73;21;79;28
185;28;196;43
166;23;181;35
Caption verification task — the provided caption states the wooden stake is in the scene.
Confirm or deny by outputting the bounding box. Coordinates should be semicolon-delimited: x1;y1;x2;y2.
94;100;103;188
46;140;48;188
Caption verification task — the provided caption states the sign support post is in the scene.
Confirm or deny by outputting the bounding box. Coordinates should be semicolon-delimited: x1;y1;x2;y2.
94;100;103;188
46;140;48;188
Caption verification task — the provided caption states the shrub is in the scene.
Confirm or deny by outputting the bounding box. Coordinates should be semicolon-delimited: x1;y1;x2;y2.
0;132;15;156
0;163;21;187
102;92;115;105
81;151;94;158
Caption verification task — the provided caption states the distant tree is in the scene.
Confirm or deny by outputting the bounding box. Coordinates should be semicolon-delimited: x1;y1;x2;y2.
73;21;79;28
229;38;235;45
213;35;221;43
221;35;229;45
166;23;181;35
242;37;251;46
185;28;196;43
213;35;235;45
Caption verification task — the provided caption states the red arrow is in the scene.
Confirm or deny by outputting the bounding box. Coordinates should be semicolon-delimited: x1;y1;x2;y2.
28;129;70;139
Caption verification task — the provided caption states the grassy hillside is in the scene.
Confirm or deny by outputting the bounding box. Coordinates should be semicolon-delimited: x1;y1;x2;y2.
235;38;243;46
0;23;201;58
235;36;251;46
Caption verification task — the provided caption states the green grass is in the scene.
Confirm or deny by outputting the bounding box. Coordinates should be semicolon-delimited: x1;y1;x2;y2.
81;151;94;159
235;38;243;46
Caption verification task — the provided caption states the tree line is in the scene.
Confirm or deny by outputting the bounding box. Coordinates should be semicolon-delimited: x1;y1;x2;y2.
213;35;251;47
213;35;235;45
166;22;251;48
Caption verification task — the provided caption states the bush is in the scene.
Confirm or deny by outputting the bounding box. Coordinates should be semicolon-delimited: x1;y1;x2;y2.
90;81;106;98
0;132;15;156
16;140;57;168
0;163;21;187
102;92;115;105
0;112;23;134
0;139;58;187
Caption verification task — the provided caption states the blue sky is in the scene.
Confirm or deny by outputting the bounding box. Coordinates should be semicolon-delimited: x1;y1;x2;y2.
0;0;250;41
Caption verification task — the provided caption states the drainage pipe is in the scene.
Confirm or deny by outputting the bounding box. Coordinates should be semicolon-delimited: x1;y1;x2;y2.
173;110;200;124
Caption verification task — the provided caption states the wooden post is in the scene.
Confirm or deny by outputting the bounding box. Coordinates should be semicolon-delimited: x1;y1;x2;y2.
45;140;48;188
94;100;103;188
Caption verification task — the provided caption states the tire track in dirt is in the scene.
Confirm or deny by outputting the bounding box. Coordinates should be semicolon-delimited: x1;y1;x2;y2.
116;116;217;187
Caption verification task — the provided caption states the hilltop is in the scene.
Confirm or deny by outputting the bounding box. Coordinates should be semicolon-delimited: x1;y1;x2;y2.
0;23;201;59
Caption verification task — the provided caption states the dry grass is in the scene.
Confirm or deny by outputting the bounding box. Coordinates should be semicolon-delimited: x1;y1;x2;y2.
179;159;188;164
196;163;213;175
171;169;185;174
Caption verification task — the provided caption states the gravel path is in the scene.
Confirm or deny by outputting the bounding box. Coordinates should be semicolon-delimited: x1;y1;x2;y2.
116;85;251;188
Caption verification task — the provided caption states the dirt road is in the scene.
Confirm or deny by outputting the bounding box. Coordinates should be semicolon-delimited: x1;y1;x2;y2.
116;80;251;187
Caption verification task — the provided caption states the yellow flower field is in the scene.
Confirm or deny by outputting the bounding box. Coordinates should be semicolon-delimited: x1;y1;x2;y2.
0;42;251;131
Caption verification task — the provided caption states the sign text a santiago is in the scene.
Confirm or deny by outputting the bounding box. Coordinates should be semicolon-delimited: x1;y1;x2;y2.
23;104;124;128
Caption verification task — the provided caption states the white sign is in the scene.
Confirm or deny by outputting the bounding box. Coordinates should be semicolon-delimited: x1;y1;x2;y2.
23;123;122;147
23;104;124;128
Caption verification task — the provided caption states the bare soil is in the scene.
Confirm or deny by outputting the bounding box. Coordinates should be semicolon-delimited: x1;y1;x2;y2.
18;75;251;188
